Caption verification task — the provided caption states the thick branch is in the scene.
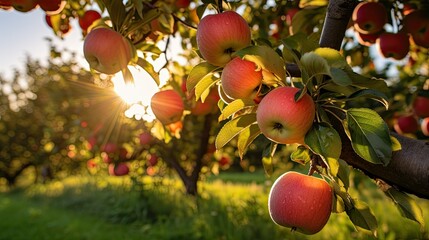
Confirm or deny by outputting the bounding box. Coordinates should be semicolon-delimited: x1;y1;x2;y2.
319;0;429;199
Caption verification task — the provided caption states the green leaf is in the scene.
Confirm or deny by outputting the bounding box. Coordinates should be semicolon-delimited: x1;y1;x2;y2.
314;47;348;69
384;188;426;230
300;52;330;80
195;74;219;101
346;70;389;94
132;0;144;19
390;136;402;152
236;45;287;84
136;58;160;86
218;99;255;121
237;124;261;159
330;68;352;87
157;13;175;34
347;89;389;110
262;142;277;176
290;145;312;165
215;113;257;149
187;62;219;96
346;199;378;236
345;108;392;166
337;159;350;190
102;0;126;31
305;123;342;160
331;181;351;213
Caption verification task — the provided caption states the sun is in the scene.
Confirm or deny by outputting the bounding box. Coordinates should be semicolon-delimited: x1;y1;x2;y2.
111;65;166;121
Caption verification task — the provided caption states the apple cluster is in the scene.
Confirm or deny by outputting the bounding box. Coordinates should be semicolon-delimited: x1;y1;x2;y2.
195;10;316;145
393;95;429;137
0;0;64;13
352;1;429;60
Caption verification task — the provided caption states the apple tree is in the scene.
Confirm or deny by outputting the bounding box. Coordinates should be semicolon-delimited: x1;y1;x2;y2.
2;0;429;236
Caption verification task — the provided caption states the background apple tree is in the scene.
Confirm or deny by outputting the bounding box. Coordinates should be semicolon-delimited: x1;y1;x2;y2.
1;0;429;237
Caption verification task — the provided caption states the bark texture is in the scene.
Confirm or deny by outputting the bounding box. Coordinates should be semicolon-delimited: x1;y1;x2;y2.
319;0;429;199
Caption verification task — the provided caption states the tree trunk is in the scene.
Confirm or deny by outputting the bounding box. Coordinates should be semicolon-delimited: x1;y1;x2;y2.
318;0;429;199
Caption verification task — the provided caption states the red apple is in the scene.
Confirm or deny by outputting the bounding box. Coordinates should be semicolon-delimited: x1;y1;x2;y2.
221;57;263;100
377;32;410;60
413;96;429;118
256;87;315;145
355;31;382;47
102;142;117;154
102;153;112;163
393;114;419;134
191;87;220;116
119;147;128;160
403;10;429;48
38;0;65;15
285;7;300;26
218;156;230;167
87;159;97;169
147;154;158;167
268;171;332;234
0;0;12;8
421;117;429;136
352;2;387;34
175;0;190;9
139;132;153;145
150;90;184;125
108;163;129;176
83;27;133;74
79;10;102;32
12;0;38;12
196;11;251;66
45;14;53;28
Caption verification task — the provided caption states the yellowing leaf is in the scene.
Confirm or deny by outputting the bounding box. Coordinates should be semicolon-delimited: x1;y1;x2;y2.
218;99;255;121
215;113;257;149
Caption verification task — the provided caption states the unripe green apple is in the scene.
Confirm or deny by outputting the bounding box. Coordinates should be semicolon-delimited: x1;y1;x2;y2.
196;11;251;66
12;0;38;12
221;57;263;100
269;171;332;235
256;87;315;145
393;114;419;134
413;96;429;118
352;2;387;34
377;32;410;60
83;27;133;74
150;89;184;125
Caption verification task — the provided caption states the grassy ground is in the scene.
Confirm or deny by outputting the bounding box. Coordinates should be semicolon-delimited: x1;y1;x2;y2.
0;172;428;240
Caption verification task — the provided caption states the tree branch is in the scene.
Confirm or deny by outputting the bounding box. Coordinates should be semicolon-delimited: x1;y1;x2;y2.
319;0;429;199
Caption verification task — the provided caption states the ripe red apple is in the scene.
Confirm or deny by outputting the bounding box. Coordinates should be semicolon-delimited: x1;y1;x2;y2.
108;163;129;176
413;96;429;118
79;10;102;32
421;117;429;136
355;31;382;47
102;142;117;154
352;2;387;34
221;57;263;100
38;0;65;15
377;32;410;60
150;89;184;125
0;0;12;8
393;114;419;134
191;87;220;116
12;0;38;12
411;27;429;48
218;156;230;167
147;154;158;167
285;7;300;26
196;11;251;66
269;171;332;234
175;0;190;9
83;27;132;74
139;132;153;145
45;14;53;28
256;87;315;145
403;10;428;36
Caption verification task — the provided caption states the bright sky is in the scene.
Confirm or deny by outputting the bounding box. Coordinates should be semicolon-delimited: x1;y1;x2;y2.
0;8;87;79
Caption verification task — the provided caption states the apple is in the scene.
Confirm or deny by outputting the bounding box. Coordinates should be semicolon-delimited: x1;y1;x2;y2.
175;0;190;9
150;89;184;125
101;152;112;163
413;96;429;118
355;31;382;47
0;0;12;9
139;132;153;145
108;163;129;176
377;32;410;60
352;2;387;34
268;171;332;234
79;10;102;32
411;27;429;48
119;147;128;160
147;154;158;167
256;87;315;145
83;27;133;74
221;57;263;100
87;159;97;169
218;156;230;167
12;0;38;12
403;10;429;48
196;11;251;66
421;117;429;136
393;114;419;134
191;87;220;116
102;142;117;154
45;14;53;28
38;0;65;15
285;7;300;26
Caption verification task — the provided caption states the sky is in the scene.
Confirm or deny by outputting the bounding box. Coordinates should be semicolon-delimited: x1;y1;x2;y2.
0;8;87;79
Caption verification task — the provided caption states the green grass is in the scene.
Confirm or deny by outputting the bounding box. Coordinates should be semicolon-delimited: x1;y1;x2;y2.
0;173;428;240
